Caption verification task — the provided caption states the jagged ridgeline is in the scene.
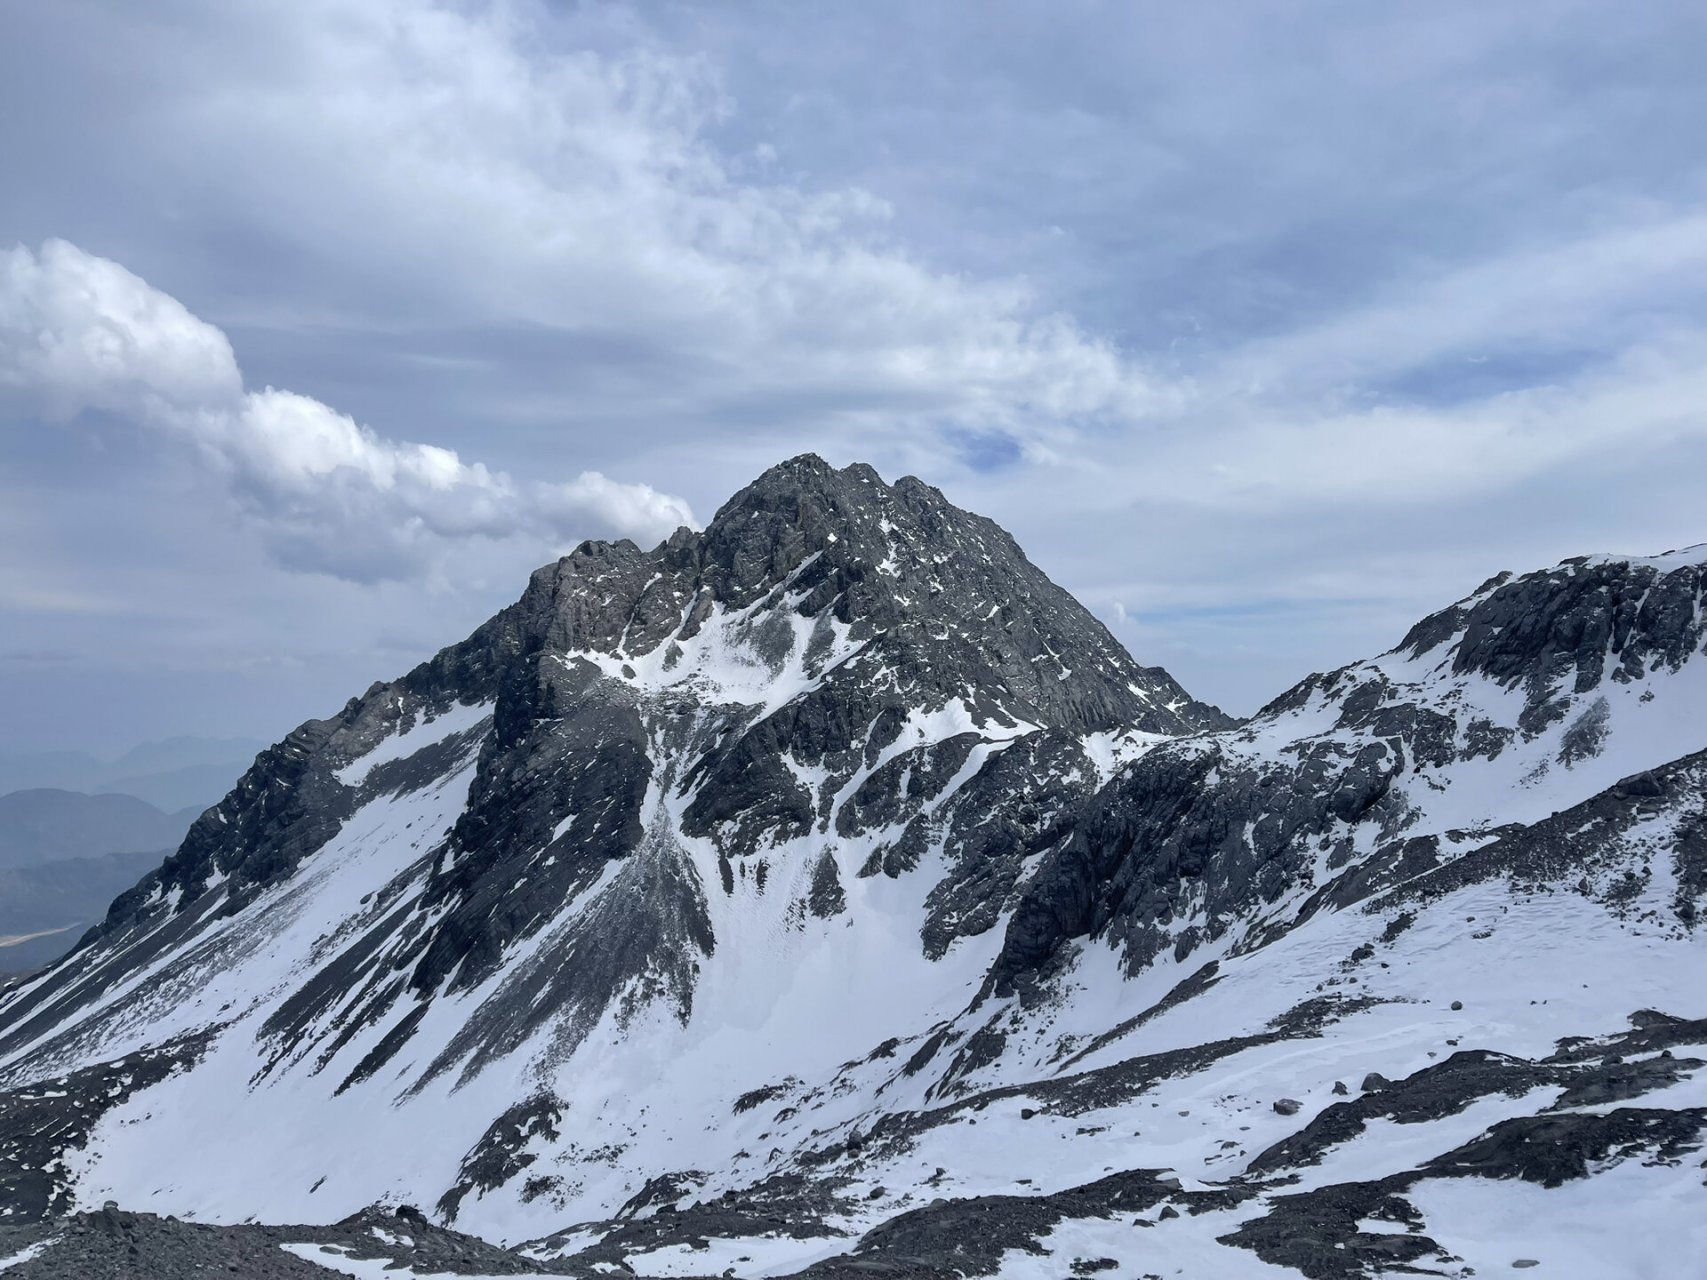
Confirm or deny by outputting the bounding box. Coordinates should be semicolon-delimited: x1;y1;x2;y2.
0;456;1703;1280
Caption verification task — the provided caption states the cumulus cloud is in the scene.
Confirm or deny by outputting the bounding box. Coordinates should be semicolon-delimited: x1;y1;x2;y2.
0;238;242;417
0;239;694;581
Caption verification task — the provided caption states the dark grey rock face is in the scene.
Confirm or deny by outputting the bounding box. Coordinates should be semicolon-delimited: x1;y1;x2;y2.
1246;1042;1704;1177
1413;554;1707;713
1265;551;1707;754
0;1204;581;1279
814;1167;1243;1278
1425;1105;1707;1187
989;729;1417;991
439;1094;566;1221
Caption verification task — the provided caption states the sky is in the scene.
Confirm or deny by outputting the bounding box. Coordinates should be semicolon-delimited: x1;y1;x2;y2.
3;0;1706;755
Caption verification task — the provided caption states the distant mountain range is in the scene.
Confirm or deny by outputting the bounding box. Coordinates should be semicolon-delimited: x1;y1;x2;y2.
0;789;199;869
0;736;264;813
0;850;164;973
0;741;255;974
0;789;201;974
0;456;1701;1278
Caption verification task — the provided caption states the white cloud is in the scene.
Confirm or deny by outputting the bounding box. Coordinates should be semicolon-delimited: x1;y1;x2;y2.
1219;213;1707;397
0;238;242;418
79;0;1170;444
0;239;694;581
1103;336;1707;517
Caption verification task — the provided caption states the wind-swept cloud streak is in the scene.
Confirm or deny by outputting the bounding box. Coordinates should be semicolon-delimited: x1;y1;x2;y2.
0;239;694;581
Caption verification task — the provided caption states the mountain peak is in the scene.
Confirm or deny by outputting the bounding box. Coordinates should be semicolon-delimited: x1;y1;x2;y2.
535;456;1229;738
1394;542;1707;700
703;454;895;547
704;454;959;541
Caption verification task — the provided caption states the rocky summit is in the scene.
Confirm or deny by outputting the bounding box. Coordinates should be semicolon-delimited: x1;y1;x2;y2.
0;457;1702;1279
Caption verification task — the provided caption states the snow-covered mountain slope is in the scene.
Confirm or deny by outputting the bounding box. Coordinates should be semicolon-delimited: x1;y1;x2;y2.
990;546;1707;998
0;458;1218;1226
0;463;1702;1280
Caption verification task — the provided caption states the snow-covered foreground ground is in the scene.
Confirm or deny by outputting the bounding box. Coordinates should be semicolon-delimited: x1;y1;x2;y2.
504;867;1704;1278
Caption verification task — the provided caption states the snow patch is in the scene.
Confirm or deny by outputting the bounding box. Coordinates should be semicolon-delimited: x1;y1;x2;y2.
336;702;493;787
